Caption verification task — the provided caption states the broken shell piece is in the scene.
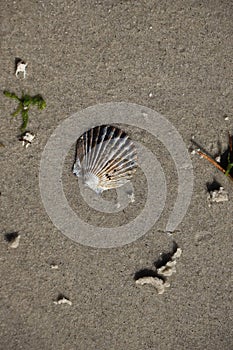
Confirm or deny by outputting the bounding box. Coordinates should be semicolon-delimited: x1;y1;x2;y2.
208;187;229;203
50;264;59;269
172;247;182;260
215;155;221;163
5;232;20;248
190;148;201;155
53;295;72;306
10;235;20;248
158;260;177;277
136;276;170;294
15;60;28;79
156;245;182;278
20;132;35;148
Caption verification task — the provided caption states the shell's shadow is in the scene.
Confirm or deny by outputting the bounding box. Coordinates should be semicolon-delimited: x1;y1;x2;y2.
134;269;158;280
15;57;22;71
154;240;178;269
4;232;19;242
206;179;221;192
134;240;179;282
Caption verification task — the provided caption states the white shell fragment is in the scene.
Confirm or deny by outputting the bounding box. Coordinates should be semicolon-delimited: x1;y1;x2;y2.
53;296;72;306
135;246;182;294
5;232;21;248
190;148;200;155
157;247;182;278
15;60;28;79
172;247;182;260
157;260;177;277
50;264;59;269
9;235;21;248
21;132;35;148
73;125;138;194
208;187;229;203
136;277;170;294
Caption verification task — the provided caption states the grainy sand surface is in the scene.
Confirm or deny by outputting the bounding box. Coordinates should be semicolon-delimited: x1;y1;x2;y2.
1;1;233;349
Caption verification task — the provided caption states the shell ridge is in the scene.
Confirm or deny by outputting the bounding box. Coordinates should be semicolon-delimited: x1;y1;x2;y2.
97;142;136;177
99;164;136;182
83;132;89;173
86;128;94;172
92;128;123;174
89;126;109;173
88;126;101;172
104;156;137;177
91;126;115;174
95;134;129;176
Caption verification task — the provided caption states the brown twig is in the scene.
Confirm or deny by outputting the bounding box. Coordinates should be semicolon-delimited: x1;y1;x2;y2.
196;149;233;182
196;150;226;174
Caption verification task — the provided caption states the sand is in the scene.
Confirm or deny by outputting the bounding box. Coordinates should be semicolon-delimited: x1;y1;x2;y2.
1;1;232;349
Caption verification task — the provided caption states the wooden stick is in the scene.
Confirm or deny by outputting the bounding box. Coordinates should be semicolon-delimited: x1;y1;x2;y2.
196;150;233;182
196;150;226;173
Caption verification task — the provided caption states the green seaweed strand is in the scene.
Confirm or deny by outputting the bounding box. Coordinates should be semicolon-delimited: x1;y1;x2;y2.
4;91;46;132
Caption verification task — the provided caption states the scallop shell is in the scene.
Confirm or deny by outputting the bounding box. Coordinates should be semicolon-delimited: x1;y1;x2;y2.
73;125;138;194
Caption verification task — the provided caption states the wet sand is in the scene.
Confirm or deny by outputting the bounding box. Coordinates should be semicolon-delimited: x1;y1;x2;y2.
1;1;232;349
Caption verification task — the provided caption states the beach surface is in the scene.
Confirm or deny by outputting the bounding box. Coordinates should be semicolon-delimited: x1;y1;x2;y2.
1;1;232;349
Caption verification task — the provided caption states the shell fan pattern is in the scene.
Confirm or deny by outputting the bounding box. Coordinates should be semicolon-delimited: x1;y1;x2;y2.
73;125;138;194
